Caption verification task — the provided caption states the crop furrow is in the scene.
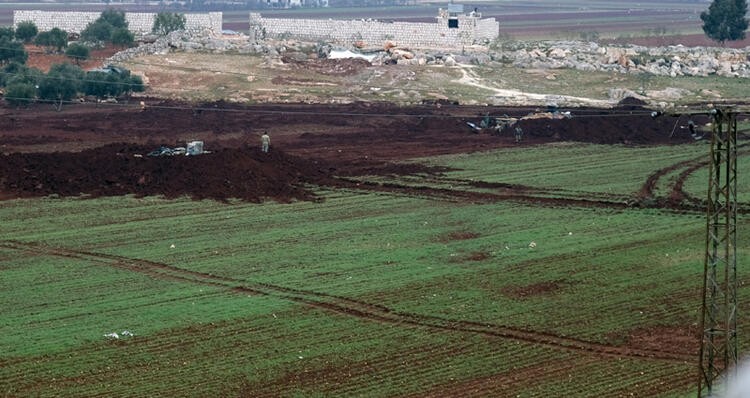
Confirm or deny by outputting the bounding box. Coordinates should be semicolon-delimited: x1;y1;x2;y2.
2;239;694;364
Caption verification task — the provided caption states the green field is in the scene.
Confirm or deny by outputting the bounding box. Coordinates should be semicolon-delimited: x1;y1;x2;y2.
1;142;747;396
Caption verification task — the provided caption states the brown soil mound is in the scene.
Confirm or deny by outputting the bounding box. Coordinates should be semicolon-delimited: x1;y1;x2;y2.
0;144;331;202
0;101;695;203
617;96;648;107
517;107;683;145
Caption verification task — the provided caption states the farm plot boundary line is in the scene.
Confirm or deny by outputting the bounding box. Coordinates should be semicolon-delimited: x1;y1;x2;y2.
334;177;634;208
1;240;693;364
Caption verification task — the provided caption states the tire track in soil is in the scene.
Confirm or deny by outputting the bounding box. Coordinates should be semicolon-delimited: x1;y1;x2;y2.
334;177;658;211
1;240;694;364
639;145;750;209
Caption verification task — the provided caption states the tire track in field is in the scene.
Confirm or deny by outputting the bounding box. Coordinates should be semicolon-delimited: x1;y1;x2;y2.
1;240;694;364
639;145;750;208
334;177;636;210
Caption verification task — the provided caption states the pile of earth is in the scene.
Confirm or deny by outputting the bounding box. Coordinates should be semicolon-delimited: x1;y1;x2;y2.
514;103;697;145
0;144;334;202
0;100;701;202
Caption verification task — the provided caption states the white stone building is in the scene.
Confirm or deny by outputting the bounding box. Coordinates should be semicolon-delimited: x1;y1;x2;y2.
249;6;498;49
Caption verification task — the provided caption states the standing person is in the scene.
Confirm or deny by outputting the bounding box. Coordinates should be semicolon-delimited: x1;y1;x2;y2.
514;126;523;143
261;131;270;153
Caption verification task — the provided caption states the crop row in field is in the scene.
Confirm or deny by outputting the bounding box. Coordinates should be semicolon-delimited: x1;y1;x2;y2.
1;142;747;396
371;142;741;204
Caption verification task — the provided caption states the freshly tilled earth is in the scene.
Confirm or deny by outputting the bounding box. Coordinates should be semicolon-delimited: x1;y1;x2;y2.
0;99;694;202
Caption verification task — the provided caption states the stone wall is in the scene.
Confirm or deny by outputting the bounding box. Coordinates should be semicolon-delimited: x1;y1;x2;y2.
13;11;222;35
249;13;498;49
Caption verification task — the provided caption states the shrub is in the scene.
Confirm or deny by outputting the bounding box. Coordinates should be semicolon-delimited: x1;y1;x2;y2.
152;12;186;35
111;27;134;48
2;63;43;87
0;26;13;41
38;63;84;106
81;9;133;46
65;43;90;65
4;82;36;106
15;21;38;43
35;28;67;52
81;20;113;43
0;37;28;65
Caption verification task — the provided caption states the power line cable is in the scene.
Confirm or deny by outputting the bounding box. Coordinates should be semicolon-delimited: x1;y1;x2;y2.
2;93;673;119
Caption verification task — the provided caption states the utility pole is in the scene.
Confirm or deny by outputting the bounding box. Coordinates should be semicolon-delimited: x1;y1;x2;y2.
697;108;738;397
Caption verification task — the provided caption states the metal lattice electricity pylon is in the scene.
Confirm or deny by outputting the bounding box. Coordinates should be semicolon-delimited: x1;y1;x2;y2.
697;108;738;397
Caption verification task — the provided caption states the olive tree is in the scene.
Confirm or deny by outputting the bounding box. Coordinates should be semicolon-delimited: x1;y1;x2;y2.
34;28;68;52
83;67;145;99
701;0;749;44
152;12;186;35
99;9;128;29
80;20;113;43
81;9;133;46
5;82;36;106
110;27;134;48
1;63;43;87
14;21;38;43
65;43;90;65
0;37;28;65
0;27;13;41
38;63;84;110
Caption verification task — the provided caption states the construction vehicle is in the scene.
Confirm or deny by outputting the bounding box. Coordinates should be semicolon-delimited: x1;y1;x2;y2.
466;110;572;134
146;141;206;157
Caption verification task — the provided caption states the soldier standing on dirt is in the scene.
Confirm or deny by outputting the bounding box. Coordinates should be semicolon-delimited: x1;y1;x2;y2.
687;120;702;140
261;131;271;153
514;126;524;143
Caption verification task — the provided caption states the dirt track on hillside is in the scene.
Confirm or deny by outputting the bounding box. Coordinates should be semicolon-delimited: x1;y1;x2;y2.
0;100;698;203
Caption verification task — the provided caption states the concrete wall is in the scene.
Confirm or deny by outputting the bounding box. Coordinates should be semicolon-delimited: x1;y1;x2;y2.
13;11;222;35
249;12;498;49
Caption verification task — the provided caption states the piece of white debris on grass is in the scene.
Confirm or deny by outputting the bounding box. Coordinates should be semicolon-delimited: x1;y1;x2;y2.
528;241;537;248
170;244;176;249
105;330;135;339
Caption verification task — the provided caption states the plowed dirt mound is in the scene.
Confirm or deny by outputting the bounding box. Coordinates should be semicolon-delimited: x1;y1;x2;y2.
0;100;695;202
515;109;684;145
0;144;331;202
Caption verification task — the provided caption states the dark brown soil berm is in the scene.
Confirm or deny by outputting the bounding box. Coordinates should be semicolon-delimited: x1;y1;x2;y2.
0;100;696;202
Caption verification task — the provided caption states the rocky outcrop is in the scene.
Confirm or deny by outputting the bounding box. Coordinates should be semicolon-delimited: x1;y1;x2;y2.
108;30;750;80
492;40;750;78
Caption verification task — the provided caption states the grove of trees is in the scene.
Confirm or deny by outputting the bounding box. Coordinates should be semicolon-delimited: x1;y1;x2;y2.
0;12;144;107
2;61;145;108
